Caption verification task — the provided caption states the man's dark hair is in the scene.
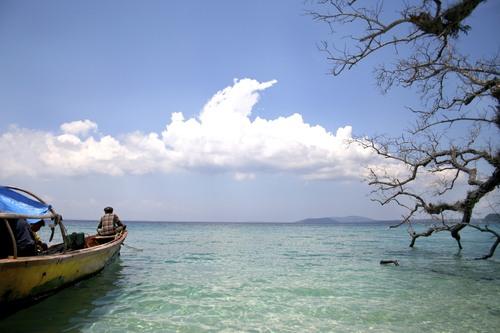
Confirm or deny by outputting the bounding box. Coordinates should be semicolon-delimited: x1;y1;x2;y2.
104;207;113;213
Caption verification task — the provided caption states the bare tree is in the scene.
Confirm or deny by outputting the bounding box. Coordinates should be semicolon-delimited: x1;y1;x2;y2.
309;0;499;259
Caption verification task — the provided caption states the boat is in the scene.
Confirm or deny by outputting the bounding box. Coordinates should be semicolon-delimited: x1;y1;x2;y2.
0;186;127;317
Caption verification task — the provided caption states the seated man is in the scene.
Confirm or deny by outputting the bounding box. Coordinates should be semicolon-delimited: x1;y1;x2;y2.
8;218;37;257
97;206;126;236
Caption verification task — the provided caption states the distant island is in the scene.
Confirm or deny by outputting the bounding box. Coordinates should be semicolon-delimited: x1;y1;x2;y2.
297;214;500;225
296;216;376;224
483;213;500;223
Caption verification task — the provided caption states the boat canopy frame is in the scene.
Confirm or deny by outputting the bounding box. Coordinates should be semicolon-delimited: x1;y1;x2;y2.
0;186;68;259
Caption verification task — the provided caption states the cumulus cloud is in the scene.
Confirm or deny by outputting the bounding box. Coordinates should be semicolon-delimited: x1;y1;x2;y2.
233;172;256;181
0;78;383;180
60;120;97;136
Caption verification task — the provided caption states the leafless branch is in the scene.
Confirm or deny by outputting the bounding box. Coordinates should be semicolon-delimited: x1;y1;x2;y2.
311;0;499;259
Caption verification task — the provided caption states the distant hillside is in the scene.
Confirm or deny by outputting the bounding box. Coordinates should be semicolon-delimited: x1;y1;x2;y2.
296;216;497;225
483;213;500;223
296;217;339;224
332;216;376;223
296;216;376;224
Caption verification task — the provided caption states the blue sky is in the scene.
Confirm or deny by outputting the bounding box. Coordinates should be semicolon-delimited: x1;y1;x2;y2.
0;1;498;221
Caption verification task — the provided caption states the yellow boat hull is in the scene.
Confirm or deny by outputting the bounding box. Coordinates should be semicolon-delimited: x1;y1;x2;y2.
0;231;127;315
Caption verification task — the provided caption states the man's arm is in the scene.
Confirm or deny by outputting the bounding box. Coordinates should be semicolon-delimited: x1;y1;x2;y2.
114;215;124;227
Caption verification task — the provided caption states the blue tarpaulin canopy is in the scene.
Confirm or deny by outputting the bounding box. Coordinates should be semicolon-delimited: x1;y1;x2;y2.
0;186;52;222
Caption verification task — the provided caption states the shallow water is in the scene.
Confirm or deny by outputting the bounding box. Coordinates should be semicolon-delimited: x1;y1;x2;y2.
1;221;499;332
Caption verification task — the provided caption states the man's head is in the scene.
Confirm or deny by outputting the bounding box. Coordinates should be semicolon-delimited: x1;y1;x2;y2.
104;206;113;214
31;219;45;232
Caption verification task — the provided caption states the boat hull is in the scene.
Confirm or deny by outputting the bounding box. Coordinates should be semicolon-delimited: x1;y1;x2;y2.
0;231;127;316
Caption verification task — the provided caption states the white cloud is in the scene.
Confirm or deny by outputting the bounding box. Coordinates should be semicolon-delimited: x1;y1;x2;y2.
0;78;383;180
234;172;256;181
60;120;97;136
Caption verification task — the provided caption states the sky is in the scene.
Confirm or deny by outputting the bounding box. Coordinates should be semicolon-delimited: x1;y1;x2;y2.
0;0;498;222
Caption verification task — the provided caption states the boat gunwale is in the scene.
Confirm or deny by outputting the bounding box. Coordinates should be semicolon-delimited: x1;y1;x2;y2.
0;231;128;266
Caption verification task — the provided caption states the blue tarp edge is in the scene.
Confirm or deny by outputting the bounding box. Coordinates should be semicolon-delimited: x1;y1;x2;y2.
0;187;51;223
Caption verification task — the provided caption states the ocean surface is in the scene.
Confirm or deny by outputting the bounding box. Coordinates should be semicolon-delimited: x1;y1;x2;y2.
1;220;499;333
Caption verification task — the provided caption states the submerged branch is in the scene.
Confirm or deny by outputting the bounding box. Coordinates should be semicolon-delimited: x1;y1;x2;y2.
467;224;500;260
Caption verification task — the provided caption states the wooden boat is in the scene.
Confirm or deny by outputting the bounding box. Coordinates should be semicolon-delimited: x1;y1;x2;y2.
0;186;127;316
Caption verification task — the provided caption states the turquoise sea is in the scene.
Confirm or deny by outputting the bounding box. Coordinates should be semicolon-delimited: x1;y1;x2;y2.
1;220;499;332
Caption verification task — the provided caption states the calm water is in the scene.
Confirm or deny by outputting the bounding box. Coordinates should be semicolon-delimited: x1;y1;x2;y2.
1;221;499;332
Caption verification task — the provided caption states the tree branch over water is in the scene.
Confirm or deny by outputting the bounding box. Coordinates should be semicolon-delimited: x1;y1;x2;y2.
310;0;499;259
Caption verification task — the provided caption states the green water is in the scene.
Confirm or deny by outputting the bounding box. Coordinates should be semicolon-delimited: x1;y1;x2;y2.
1;221;499;332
